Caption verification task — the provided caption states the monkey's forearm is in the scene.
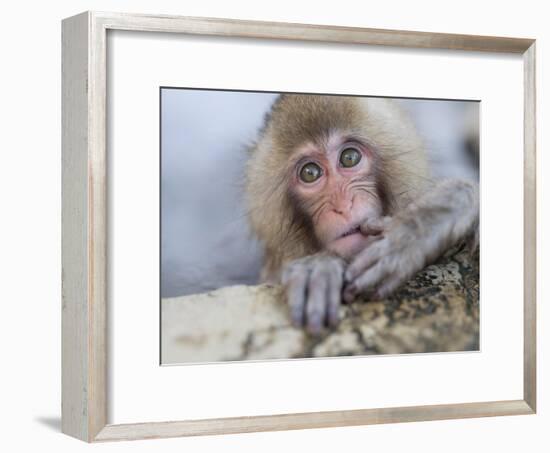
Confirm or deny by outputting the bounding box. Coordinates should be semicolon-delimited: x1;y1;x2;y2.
344;179;479;301
393;179;479;261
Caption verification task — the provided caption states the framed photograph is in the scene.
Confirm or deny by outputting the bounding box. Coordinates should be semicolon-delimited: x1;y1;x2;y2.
62;11;536;442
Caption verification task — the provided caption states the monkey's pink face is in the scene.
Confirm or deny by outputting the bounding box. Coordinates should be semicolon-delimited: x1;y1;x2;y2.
290;135;384;259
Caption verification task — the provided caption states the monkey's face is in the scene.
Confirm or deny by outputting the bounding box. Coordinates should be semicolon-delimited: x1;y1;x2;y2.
290;134;383;260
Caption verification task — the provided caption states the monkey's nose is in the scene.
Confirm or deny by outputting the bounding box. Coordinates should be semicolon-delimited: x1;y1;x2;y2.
331;205;352;219
332;198;353;218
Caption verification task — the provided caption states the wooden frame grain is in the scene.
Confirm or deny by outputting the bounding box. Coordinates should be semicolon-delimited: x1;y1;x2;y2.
61;11;537;442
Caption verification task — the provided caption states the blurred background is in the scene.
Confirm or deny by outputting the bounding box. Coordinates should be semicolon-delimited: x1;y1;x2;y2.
161;89;479;297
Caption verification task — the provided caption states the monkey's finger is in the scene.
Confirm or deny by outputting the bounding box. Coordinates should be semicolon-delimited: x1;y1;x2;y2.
342;280;377;303
375;277;404;299
349;262;392;297
327;266;344;327
285;272;309;327
361;234;384;249
305;268;328;335
342;283;357;304
345;241;386;282
360;216;393;236
360;224;383;236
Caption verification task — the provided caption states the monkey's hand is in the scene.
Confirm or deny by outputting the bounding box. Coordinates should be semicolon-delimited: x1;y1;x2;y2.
281;253;346;334
360;216;393;236
343;180;479;302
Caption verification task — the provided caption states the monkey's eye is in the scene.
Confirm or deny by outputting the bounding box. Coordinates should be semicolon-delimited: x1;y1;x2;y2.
299;162;322;183
339;147;362;168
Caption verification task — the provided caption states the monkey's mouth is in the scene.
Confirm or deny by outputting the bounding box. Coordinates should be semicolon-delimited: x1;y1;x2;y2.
339;225;361;238
328;225;368;259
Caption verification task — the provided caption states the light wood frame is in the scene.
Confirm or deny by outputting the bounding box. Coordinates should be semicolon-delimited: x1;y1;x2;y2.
62;11;537;442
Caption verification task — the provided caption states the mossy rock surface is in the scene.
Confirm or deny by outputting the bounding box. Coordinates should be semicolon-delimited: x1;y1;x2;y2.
162;245;479;364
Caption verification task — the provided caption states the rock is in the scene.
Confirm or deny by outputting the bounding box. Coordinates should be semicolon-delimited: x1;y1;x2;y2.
161;285;307;363
161;244;479;364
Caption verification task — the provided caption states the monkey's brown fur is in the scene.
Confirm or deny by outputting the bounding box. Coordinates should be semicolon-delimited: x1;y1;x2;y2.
245;94;430;280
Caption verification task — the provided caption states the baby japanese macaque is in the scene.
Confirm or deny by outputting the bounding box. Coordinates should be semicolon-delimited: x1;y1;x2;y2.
246;95;478;333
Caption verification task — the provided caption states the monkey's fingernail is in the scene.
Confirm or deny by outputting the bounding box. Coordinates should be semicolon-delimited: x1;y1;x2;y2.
328;314;339;327
307;322;323;336
343;286;356;303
